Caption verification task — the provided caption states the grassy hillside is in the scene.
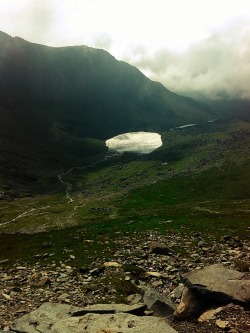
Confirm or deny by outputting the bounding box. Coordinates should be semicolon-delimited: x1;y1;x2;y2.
0;120;249;265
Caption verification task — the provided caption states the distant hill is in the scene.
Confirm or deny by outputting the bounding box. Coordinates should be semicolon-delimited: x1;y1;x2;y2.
0;31;215;179
205;99;250;122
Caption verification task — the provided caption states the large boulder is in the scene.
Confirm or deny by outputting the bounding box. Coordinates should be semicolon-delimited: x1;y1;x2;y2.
182;264;250;304
10;302;178;333
10;303;80;333
51;313;178;333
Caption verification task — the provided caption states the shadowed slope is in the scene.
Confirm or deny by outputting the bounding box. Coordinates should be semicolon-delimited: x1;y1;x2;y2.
0;31;215;179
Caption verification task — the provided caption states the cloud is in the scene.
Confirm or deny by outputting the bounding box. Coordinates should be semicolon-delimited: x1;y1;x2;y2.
1;1;249;101
0;0;57;44
126;20;250;100
92;33;113;50
26;1;57;43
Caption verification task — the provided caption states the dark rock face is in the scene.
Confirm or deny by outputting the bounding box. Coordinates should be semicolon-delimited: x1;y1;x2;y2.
0;32;213;139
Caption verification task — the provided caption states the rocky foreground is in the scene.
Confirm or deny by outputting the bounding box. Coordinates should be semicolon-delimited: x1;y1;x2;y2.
0;230;249;332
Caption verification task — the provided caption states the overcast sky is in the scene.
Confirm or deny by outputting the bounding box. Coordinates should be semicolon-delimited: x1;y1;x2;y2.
1;0;250;100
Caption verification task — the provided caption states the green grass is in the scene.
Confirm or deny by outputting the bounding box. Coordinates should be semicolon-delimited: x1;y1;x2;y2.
0;120;249;266
121;162;250;207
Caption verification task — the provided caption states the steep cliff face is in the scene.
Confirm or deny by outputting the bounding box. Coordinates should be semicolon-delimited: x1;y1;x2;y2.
0;32;215;178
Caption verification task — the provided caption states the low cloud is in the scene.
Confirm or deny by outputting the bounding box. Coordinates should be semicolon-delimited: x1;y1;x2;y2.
1;2;249;101
127;20;250;100
92;33;113;50
0;0;57;45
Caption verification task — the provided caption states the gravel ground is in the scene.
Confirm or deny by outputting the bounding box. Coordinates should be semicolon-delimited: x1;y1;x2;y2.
1;230;249;332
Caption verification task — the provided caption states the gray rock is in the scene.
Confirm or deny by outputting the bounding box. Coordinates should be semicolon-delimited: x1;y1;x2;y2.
10;303;178;333
211;243;220;253
57;293;70;303
72;303;147;316
142;287;176;319
174;287;204;319
10;302;80;333
149;242;173;255
51;313;178;333
183;264;250;304
0;259;9;264
170;283;185;301
127;293;143;305
89;266;105;276
198;240;207;247
41;242;53;248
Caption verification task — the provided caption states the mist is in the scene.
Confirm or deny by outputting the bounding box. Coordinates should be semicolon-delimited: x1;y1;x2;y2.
126;20;250;101
1;1;250;102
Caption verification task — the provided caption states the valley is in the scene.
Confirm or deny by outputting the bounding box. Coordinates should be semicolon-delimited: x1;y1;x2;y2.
0;119;249;332
0;120;249;262
0;32;249;332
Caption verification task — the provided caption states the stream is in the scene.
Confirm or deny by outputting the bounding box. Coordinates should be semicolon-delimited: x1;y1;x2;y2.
1;132;162;227
57;152;121;203
0;206;50;227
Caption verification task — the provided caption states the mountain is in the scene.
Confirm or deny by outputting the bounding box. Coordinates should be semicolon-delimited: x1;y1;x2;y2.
0;31;215;180
205;99;250;122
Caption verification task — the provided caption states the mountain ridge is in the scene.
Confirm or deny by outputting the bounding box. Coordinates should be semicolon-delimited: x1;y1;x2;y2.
0;31;215;179
0;31;214;134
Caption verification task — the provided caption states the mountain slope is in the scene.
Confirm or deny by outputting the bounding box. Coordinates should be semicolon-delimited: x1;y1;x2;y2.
0;31;215;179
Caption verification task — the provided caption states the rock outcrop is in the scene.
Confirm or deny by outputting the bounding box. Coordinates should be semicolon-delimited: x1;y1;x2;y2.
174;264;250;319
141;286;176;319
51;313;177;333
10;302;177;333
1;230;249;332
182;264;250;304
